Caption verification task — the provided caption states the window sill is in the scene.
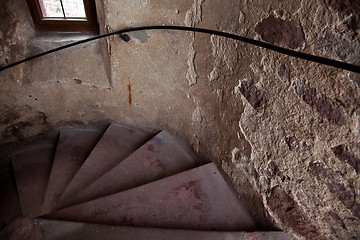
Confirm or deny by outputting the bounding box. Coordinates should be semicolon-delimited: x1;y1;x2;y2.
33;31;97;43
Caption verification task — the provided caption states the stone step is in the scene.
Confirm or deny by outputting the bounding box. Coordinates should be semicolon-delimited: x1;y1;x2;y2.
42;130;103;215
64;131;201;207
11;144;55;217
0;169;22;228
47;163;256;231
56;123;151;209
7;217;292;240
0;218;291;240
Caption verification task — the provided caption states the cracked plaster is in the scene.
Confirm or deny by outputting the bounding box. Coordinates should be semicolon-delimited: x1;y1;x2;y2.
1;0;360;239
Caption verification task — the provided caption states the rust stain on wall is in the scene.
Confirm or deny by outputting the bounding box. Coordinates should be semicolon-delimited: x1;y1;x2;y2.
128;83;132;106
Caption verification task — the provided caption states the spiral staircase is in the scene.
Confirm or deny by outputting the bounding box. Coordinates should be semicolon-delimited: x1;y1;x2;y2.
0;123;290;239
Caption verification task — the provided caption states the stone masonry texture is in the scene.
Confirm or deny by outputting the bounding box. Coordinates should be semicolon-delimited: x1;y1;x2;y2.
1;0;360;239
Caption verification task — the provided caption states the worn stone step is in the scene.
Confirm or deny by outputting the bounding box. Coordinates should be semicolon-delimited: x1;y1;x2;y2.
41;130;103;215
56;123;151;209
0;217;292;240
64;131;201;207
11;144;55;217
0;169;22;228
47;163;256;231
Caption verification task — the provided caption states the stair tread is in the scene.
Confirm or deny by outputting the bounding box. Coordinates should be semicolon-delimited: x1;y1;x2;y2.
0;170;22;227
11;144;55;217
65;131;200;207
47;163;256;231
42;130;102;215
36;218;291;240
0;218;291;240
56;123;151;209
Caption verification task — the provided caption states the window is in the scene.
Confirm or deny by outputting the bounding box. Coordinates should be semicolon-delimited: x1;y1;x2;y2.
26;0;98;32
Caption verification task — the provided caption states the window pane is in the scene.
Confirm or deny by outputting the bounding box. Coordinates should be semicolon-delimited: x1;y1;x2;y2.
38;0;64;18
62;0;86;18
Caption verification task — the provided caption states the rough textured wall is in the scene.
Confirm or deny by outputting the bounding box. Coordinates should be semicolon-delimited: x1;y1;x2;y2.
1;0;360;239
0;0;111;162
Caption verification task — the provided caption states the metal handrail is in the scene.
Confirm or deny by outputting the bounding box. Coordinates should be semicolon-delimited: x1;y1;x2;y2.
0;25;359;74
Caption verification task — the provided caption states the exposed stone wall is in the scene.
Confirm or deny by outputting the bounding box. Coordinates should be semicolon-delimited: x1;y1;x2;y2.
1;0;359;239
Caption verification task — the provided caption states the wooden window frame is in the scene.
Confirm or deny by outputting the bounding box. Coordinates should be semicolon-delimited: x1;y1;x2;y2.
26;0;98;32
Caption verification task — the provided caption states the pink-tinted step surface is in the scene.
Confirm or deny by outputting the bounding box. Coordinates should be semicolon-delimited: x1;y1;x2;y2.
48;163;256;231
42;130;102;214
64;131;200;207
11;144;55;217
0;218;292;240
56;123;151;209
0;169;22;227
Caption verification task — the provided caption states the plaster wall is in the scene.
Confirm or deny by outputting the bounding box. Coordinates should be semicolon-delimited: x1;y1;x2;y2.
1;0;360;239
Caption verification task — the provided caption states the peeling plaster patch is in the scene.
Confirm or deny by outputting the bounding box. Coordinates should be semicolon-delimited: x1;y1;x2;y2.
192;107;203;124
208;35;238;82
237;122;253;153
129;30;149;43
238;11;247;35
235;59;359;236
239;11;245;24
216;89;224;102
209;67;220;82
185;0;205;27
210;35;238;72
315;28;360;87
315;28;360;64
254;16;305;49
231;148;257;185
234;80;242;96
184;0;204;87
186;46;197;86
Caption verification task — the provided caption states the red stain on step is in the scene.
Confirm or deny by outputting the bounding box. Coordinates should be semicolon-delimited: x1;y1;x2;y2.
91;201;126;218
149;159;166;171
91;207;112;218
136;196;146;203
147;144;155;152
175;180;203;201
